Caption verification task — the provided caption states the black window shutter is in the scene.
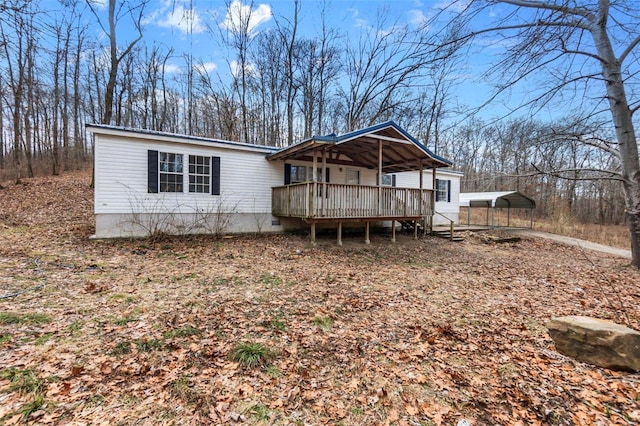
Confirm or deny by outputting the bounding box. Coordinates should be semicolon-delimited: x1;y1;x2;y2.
148;150;159;193
447;180;451;202
211;156;221;195
325;167;330;183
392;175;396;187
284;163;292;185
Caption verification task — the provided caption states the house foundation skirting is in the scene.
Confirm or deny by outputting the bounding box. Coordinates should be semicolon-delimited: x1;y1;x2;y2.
93;213;285;238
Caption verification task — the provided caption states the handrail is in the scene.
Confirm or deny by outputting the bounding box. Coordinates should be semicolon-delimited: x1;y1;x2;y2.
272;183;434;219
434;211;455;241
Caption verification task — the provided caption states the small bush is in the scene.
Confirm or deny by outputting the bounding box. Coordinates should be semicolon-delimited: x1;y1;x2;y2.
230;342;274;368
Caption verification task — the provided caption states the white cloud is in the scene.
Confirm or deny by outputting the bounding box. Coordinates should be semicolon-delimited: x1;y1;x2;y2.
158;5;205;34
230;60;255;78
408;9;428;26
433;0;471;13
221;0;272;36
194;62;217;74
163;64;181;74
87;0;107;9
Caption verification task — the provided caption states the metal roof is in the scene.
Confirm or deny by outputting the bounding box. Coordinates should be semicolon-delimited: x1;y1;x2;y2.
86;123;279;154
459;191;536;209
267;121;452;172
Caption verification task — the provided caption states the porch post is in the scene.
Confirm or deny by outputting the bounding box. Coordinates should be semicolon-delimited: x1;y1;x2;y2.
419;162;424;216
310;222;316;245
365;222;370;245
311;151;318;217
321;148;327;217
391;220;396;243
431;167;437;233
418;162;424;235
337;222;343;246
377;140;382;216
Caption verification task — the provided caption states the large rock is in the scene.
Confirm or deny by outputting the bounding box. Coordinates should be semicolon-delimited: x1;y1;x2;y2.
547;316;640;371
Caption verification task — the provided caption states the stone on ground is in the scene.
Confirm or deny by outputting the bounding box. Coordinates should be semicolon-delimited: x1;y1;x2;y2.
547;315;640;371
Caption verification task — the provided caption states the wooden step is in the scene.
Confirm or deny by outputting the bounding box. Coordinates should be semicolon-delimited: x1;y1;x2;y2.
432;231;465;242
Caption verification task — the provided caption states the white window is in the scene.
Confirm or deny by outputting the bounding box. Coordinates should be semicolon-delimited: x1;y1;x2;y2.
435;179;450;202
291;166;324;183
381;173;395;187
159;152;184;192
290;165;308;183
346;169;360;185
188;155;210;193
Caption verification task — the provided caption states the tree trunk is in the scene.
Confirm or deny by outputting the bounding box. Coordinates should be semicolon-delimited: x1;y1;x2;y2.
591;25;640;267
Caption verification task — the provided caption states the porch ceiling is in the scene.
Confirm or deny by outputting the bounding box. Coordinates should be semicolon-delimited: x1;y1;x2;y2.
266;121;452;173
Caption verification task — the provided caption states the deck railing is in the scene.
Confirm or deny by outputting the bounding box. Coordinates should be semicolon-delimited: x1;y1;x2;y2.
272;183;434;220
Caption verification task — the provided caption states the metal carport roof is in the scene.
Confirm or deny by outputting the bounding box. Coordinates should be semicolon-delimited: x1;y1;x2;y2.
459;191;536;209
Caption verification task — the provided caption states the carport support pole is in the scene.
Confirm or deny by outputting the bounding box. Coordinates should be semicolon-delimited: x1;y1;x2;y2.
530;208;534;229
365;222;371;245
391;220;396;243
337;222;343;246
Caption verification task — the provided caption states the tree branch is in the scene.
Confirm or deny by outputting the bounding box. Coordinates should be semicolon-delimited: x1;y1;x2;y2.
618;33;640;65
498;0;594;21
527;163;623;181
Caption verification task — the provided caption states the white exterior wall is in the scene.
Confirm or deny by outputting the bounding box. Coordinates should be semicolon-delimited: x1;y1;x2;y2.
394;169;462;225
93;131;284;238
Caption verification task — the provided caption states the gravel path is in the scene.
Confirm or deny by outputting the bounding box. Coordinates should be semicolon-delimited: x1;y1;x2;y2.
512;229;632;260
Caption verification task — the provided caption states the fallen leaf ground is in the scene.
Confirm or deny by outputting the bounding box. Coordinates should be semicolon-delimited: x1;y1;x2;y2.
0;171;639;425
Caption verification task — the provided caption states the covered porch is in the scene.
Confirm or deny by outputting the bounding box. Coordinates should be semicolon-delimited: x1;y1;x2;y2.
267;121;452;245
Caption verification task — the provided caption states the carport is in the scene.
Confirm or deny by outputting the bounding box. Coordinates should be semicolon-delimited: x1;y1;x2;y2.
459;191;536;228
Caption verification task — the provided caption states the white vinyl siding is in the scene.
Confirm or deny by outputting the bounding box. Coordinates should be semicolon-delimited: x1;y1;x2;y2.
94;134;282;215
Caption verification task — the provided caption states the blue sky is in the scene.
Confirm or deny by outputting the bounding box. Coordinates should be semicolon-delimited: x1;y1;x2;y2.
67;1;494;110
139;0;502;113
41;0;575;123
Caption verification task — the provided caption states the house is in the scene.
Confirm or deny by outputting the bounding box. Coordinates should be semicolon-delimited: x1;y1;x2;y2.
88;121;461;243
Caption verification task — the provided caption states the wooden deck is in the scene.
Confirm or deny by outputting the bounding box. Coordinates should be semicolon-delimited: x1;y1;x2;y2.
272;183;434;245
272;183;434;221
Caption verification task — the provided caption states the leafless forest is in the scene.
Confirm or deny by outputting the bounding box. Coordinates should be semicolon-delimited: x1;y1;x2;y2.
0;1;634;228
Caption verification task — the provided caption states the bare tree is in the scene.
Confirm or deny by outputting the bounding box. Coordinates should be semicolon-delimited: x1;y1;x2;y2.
436;0;640;267
87;0;148;125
